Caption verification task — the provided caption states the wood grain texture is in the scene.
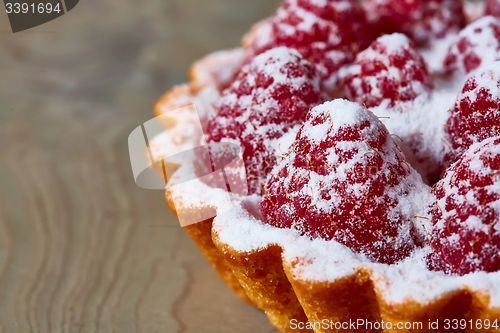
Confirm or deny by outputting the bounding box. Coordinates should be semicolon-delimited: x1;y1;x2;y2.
0;0;282;331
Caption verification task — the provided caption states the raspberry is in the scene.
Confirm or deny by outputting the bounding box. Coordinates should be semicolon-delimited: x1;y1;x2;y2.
363;0;465;48
444;16;500;75
260;99;424;264
245;0;370;91
427;136;500;275
444;61;500;160
206;47;327;195
486;0;500;18
343;33;434;109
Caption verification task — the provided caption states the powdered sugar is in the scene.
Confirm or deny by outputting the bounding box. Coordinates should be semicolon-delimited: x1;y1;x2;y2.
368;75;461;184
444;16;500;75
419;33;458;74
149;104;209;160
270;123;301;157
374;33;413;52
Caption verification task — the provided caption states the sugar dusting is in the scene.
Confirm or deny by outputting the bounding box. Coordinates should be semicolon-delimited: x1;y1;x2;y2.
419;33;458;74
368;76;463;183
154;13;500;310
444;16;500;75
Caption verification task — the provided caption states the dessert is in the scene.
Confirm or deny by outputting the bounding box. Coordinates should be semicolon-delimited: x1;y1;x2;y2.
147;0;500;332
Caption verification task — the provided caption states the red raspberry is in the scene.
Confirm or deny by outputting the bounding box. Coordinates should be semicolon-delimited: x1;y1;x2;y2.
444;61;500;160
486;0;500;19
363;0;465;48
206;47;327;195
245;0;369;91
343;33;434;109
427;136;500;275
260;99;424;264
444;16;500;75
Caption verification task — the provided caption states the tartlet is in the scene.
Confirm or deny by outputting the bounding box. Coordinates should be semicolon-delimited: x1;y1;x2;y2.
148;0;500;332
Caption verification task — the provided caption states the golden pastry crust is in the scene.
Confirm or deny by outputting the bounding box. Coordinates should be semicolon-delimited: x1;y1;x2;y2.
283;258;500;333
165;190;254;305
212;232;312;333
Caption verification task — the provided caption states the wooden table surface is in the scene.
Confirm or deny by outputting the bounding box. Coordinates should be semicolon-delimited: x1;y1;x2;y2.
0;1;282;332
